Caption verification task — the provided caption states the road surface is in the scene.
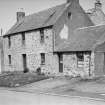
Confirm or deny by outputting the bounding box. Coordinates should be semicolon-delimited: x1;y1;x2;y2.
0;89;105;105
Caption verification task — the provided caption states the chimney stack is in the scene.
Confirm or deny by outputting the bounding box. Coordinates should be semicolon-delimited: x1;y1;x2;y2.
17;8;25;22
67;0;79;3
95;0;102;10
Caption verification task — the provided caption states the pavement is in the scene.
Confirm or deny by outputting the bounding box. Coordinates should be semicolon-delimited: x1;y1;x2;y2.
14;78;70;92
0;88;105;105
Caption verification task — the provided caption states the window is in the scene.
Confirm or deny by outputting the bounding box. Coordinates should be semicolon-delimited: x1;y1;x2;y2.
68;12;71;19
40;29;44;43
8;55;11;65
22;32;25;45
8;36;11;48
77;52;84;61
41;53;45;65
59;54;63;73
77;52;84;68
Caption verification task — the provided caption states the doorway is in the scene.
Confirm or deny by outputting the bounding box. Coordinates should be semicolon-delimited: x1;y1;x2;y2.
94;52;104;76
59;54;63;73
22;54;27;70
104;53;105;74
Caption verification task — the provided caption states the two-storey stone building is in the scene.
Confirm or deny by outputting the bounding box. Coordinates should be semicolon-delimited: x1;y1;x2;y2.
3;0;105;77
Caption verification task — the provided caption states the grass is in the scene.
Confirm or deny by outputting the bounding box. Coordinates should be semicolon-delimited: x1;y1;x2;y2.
0;71;49;87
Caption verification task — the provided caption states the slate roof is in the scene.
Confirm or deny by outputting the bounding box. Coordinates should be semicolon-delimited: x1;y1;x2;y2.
54;25;105;52
5;1;103;52
5;3;69;36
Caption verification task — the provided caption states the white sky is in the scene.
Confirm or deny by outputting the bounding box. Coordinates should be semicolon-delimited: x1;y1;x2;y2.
0;0;105;34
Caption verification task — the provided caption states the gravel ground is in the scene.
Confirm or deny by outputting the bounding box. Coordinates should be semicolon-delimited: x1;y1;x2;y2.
13;76;105;100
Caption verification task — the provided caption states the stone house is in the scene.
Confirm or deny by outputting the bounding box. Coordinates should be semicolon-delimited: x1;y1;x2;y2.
3;0;105;77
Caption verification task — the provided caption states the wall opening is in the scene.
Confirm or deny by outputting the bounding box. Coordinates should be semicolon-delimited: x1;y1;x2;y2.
8;36;11;48
41;53;45;65
68;12;72;19
40;29;44;43
58;53;63;73
8;55;11;65
76;52;84;68
22;54;27;70
22;32;25;45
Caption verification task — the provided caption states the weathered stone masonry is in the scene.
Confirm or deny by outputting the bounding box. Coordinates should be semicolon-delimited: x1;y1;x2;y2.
62;52;94;77
4;28;59;73
4;0;104;77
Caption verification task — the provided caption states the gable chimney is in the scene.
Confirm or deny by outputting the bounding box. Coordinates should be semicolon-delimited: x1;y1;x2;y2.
17;8;25;22
95;0;102;10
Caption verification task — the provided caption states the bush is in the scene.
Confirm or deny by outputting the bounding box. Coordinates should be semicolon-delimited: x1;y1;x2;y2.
36;67;41;75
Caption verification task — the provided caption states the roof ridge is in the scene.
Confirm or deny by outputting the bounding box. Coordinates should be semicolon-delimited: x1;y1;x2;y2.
25;3;66;19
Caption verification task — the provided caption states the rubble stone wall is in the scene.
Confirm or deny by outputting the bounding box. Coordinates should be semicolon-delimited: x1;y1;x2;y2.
63;52;94;77
3;28;59;73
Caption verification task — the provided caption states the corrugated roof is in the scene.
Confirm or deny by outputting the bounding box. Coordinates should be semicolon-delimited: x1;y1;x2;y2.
54;25;105;52
5;3;68;36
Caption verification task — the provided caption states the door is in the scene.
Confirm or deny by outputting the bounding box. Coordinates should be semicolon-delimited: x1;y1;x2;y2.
59;54;63;73
22;54;27;70
104;53;105;74
94;52;104;76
